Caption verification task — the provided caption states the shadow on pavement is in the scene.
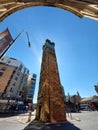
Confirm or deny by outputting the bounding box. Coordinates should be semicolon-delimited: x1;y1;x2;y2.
0;111;27;118
23;121;81;130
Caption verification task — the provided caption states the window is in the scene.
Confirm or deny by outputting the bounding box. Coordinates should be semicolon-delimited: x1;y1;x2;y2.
12;82;16;86
27;70;29;74
0;72;3;76
19;91;22;96
31;78;36;82
28;94;33;98
15;77;18;81
17;72;20;76
10;88;14;92
10;74;13;79
1;67;6;71
19;64;22;71
8;60;11;63
33;74;37;78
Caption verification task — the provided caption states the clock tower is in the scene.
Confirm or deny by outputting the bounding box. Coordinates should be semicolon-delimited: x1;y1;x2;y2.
36;39;66;123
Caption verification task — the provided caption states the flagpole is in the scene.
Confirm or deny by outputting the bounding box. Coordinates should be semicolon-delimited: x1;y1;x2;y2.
0;30;31;59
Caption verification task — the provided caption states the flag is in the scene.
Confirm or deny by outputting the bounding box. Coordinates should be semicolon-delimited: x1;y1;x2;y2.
0;28;13;54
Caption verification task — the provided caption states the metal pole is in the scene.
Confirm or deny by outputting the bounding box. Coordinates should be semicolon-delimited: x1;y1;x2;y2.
26;31;31;48
0;30;31;59
0;30;31;99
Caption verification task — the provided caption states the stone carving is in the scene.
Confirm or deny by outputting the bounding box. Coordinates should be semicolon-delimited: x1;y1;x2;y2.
0;0;98;22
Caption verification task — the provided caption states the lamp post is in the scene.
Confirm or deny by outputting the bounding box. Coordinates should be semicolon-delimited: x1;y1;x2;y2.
0;30;31;59
0;30;31;100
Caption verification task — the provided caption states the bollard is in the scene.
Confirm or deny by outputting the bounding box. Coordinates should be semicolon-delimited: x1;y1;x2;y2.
28;111;32;122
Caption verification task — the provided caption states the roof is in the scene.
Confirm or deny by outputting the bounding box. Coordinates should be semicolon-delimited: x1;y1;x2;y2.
81;96;98;103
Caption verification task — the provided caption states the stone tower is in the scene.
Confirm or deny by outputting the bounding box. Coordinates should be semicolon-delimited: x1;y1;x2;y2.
36;39;66;123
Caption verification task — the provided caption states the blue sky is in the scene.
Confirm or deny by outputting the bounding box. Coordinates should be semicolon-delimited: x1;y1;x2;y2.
0;6;98;103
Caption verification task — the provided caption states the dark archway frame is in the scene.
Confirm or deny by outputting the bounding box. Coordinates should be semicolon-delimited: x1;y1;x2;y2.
0;0;98;22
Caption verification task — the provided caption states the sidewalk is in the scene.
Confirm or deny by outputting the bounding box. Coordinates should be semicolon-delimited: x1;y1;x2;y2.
17;110;36;123
23;111;98;130
0;110;98;130
66;111;98;130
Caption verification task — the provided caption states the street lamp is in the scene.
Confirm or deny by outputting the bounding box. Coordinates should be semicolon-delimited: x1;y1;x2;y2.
0;29;31;59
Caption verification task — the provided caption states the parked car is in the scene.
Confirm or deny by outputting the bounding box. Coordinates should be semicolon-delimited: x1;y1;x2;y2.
80;104;91;111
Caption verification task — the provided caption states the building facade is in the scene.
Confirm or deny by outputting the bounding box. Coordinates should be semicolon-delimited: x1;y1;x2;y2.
0;56;37;112
24;74;37;104
36;39;66;123
0;57;29;101
0;62;15;98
